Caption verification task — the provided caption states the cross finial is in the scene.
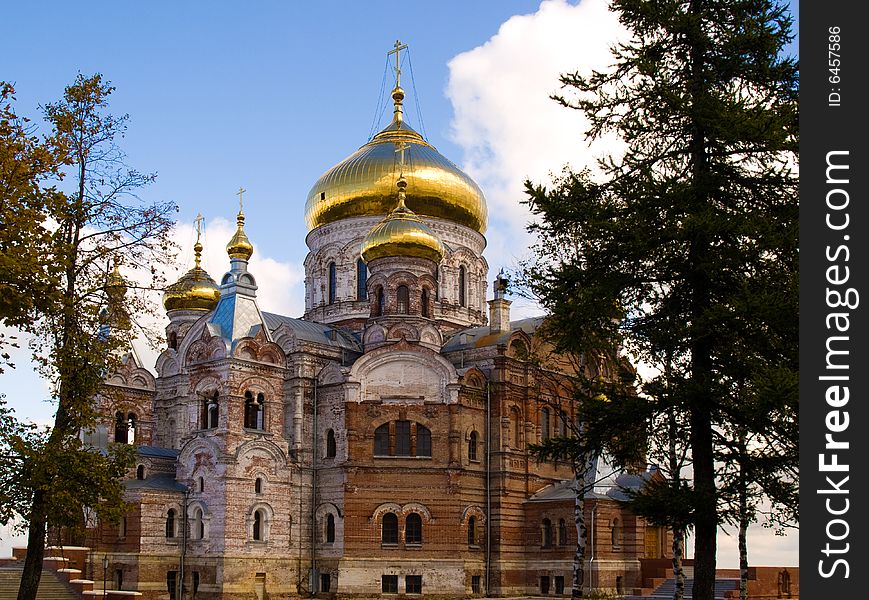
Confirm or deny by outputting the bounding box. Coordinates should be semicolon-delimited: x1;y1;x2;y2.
194;213;204;242
193;213;205;268
388;39;408;88
236;187;246;214
394;140;410;174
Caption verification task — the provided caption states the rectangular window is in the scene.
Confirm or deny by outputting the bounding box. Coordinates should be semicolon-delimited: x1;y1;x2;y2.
471;576;481;594
381;575;398;594
374;424;390;455
115;569;123;590
540;576;550;595
320;574;331;593
405;575;422;594
555;576;564;594
192;572;200;596
395;420;411;456
167;571;178;600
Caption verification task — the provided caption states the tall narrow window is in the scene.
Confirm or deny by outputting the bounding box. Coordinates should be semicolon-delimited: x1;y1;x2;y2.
253;509;264;541
458;266;466;307
558;518;567;546
207;393;219;429
558;409;567;437
193;508;204;540
416;424;432;457
327;262;337;304
395;420;411;456
421;288;429;317
168;331;178;350
167;572;178;600
127;413;136;445
611;518;623;549
376;287;385;316
382;513;398;544
114;411;128;444
468;516;476;546
468;431;478;462
255;478;263;494
374;423;389;455
165;509;176;538
396;285;409;314
244;392;264;430
541;407;550;441
326;429;337;458
356;258;367;301
326;513;335;543
542;518;553;548
405;513;422;544
511;407;522;448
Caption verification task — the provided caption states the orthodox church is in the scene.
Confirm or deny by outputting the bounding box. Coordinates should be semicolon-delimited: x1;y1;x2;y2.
79;43;667;600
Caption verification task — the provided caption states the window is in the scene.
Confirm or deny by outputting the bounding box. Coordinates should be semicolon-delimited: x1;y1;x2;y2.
375;287;385;316
405;513;422;544
511;407;522;448
540;576;550;595
136;465;145;480
374;423;389;456
382;513;398;544
166;509;176;539
458;266;466;307
320;574;331;593
253;509;264;541
327;262;337;304
416;424;432;457
192;572;200;596
542;518;553;548
118;517;127;539
541;407;550;441
395;420;411;456
115;569;123;590
558;518;568;546
471;576;481;594
168;331;178;350
202;392;218;429
421;288;429;317
558;410;567;437
167;571;178;600
114;411;128;444
198;477;205;492
193;508;204;540
468;516;476;547
374;421;431;457
381;575;398;593
126;413;136;444
555;576;565;594
356;258;367;301
255;477;263;494
326;429;336;458
405;575;422;594
244;392;264;430
468;431;478;462
326;513;335;543
396;285;409;314
611;518;623;549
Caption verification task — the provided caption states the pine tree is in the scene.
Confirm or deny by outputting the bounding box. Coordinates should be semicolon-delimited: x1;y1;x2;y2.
521;2;798;599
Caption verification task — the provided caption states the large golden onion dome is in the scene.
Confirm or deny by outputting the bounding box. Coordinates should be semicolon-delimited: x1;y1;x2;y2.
361;177;445;264
305;84;487;234
163;237;221;312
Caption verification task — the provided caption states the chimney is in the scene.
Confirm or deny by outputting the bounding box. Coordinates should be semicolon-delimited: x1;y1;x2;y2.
488;269;512;334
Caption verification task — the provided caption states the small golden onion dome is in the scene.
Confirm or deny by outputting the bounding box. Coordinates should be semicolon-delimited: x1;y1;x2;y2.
105;259;127;302
226;210;253;261
361;178;445;264
305;116;487;234
163;240;221;312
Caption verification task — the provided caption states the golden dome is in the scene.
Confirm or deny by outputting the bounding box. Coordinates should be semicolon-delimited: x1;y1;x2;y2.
361;177;445;264
305;107;487;234
163;239;221;312
226;210;253;261
105;259;127;302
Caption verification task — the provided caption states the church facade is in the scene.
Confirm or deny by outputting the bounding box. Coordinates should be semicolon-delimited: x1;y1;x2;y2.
83;47;667;600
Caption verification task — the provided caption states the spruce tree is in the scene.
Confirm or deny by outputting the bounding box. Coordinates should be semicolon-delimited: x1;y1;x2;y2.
521;2;797;599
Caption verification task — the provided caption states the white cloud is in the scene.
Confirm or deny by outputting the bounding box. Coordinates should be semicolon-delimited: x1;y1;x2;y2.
446;0;797;570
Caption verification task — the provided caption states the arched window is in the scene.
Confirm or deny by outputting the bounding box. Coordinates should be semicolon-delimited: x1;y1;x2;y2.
114;411;128;444
126;413;137;445
458;266;466;307
558;518;568;546
193;508;204;540
255;478;263;494
327;261;337;304
253;509;264;541
468;516;476;546
382;513;398;544
198;476;205;492
326;513;336;543
558;409;567;437
136;465;145;480
374;423;389;456
396;285;409;314
326;429;337;458
356;258;367;301
405;513;422;544
468;431;478;462
416;424;432;457
244;392;264;430
541;407;550;441
165;509;176;539
542;518;553;548
611;518;623;549
421;288;429;318
202;392;218;429
376;287;385;316
168;331;178;350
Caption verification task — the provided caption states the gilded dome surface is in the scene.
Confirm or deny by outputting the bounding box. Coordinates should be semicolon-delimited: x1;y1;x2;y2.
361;179;445;264
305;120;487;234
163;241;221;312
226;211;254;261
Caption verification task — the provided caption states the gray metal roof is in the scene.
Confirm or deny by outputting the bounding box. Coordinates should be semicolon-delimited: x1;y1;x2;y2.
262;312;362;352
137;446;180;459
442;316;545;352
125;474;187;493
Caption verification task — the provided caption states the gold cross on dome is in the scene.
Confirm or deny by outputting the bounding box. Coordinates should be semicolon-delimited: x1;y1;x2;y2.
236;187;246;212
387;39;408;87
194;213;204;240
394;140;410;172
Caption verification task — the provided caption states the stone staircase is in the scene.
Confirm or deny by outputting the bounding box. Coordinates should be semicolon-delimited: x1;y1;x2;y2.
0;567;80;600
625;577;740;599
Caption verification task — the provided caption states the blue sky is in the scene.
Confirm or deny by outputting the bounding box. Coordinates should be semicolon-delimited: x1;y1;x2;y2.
2;0;798;566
